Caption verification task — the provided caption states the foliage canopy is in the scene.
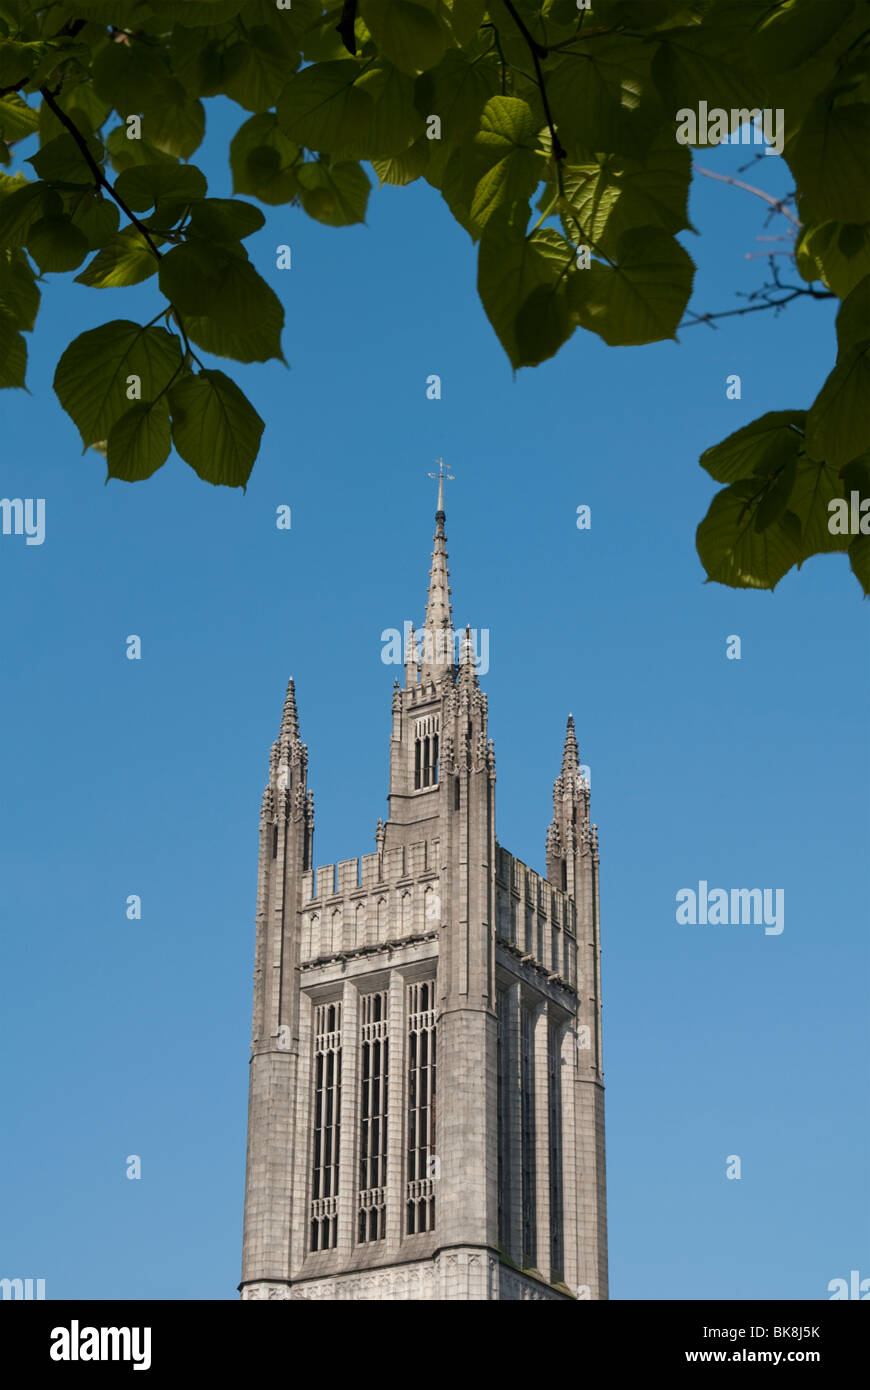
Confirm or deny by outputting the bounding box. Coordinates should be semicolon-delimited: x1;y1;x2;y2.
1;0;869;593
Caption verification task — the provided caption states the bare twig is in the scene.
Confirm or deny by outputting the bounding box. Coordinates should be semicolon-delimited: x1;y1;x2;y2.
693;163;800;228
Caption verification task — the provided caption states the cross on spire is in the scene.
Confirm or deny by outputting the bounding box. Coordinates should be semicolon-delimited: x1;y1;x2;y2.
428;458;455;514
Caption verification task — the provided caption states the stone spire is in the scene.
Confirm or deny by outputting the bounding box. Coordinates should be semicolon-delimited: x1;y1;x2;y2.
562;713;579;775
280;676;299;739
420;470;454;683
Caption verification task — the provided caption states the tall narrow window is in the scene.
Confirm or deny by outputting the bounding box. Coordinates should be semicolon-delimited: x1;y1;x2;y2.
310;1001;342;1252
358;990;389;1243
520;1006;536;1268
413;716;440;790
548;1021;564;1280
406;980;436;1234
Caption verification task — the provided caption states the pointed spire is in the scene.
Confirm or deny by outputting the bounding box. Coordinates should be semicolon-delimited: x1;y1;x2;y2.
420;486;454;683
280;676;299;739
561;713;579;775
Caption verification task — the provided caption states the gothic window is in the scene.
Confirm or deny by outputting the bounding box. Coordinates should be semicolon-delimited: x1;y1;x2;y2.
413;715;440;789
310;1002;342;1252
548;1021;564;1281
406;980;436;1234
401;890;412;934
271;824;278;858
520;1006;536;1268
358;991;389;1244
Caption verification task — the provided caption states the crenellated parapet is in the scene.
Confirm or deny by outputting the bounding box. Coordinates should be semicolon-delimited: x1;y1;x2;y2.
494;844;577;991
298;838;441;963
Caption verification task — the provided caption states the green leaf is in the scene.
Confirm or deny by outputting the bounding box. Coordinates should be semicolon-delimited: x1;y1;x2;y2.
0;39;39;90
92;40;171;117
414;47;499;139
834;274;870;357
372;136;429;187
478;223;576;368
168;368;264;487
53;319;183;447
786;99;870;224
696;479;803;590
106;397;172;481
548;39;659;159
69;192;120;249
558;135;692;256
230;112;301;205
806;343;870;468
276;60;373;155
569;227;694;346
0;94;39;143
789;457;850;562
37;80;111;144
699;411;807;484
0;306;27;388
221;25;299;112
145;82;205;160
360;0;447;77
27;132;101;184
0;248;40;331
277;59;422;160
159;242;284;363
186;197;266;242
468;96;544;233
435;0;487;47
75;225;161;287
752;0;856;72
105;126;177;176
297;159;370;225
795;219;870;298
0;180;59;246
26;215;89;272
350;60;423;160
652;27;766;119
114;162;208;213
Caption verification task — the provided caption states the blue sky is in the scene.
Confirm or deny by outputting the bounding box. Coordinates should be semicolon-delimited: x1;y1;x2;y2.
1;98;867;1301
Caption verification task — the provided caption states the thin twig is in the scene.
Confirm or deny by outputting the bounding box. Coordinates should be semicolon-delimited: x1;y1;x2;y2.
693;163;800;228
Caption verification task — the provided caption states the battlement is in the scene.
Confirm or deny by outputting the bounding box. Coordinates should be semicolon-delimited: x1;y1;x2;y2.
299;838;441;961
494;844;576;988
302;838;439;905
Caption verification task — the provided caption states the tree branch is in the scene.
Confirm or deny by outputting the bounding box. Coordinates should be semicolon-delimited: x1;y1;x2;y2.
500;0;566;163
38;84;164;260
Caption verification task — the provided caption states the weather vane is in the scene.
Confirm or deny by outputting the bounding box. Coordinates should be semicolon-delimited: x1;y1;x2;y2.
428;458;455;512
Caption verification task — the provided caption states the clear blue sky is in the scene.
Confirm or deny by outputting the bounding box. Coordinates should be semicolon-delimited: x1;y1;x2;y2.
1;98;867;1301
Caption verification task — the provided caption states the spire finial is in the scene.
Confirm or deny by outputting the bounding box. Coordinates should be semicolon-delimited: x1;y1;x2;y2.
280;676;299;738
421;463;455;682
561;713;579;775
428;457;455;515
